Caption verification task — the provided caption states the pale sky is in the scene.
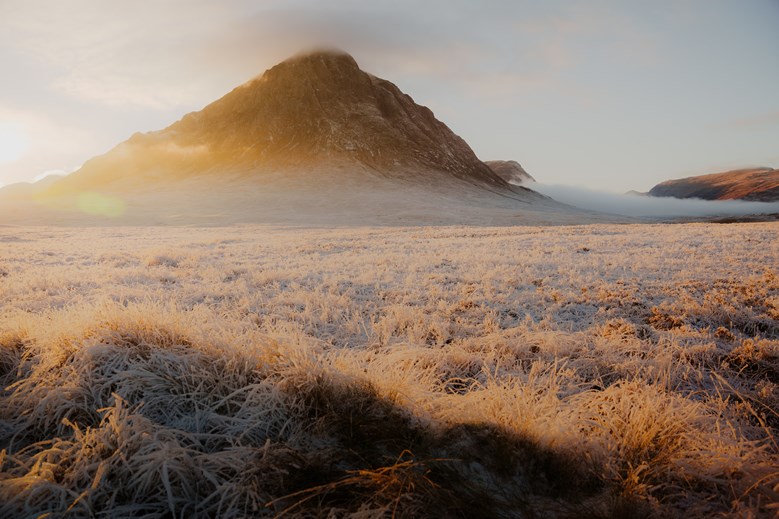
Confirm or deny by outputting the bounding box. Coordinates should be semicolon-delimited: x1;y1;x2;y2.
0;0;777;192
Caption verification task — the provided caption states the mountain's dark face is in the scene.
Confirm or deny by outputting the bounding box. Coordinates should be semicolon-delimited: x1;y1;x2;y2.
53;50;506;192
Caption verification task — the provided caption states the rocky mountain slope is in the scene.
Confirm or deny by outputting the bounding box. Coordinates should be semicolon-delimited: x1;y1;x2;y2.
648;167;779;201
44;50;507;194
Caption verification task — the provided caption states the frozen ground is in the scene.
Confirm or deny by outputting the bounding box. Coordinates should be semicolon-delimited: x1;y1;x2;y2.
0;223;777;517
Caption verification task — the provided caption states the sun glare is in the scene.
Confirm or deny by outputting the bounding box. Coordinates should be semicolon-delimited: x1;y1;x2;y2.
0;122;29;164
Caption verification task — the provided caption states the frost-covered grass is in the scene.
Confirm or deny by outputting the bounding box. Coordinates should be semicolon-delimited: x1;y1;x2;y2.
0;223;777;518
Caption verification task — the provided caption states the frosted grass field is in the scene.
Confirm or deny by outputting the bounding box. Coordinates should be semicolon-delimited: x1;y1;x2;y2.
0;223;777;517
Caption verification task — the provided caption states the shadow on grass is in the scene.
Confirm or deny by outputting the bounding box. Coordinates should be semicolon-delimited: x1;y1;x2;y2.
276;376;654;518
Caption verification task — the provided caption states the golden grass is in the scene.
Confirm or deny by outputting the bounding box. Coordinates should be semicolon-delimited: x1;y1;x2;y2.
0;223;777;517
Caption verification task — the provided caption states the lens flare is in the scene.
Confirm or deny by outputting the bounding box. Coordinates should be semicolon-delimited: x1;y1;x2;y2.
76;191;126;217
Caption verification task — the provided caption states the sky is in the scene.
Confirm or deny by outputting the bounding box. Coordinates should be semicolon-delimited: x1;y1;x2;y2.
0;0;777;192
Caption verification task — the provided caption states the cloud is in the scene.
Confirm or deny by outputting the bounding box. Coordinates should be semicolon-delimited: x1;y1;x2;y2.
528;182;779;218
2;0;239;108
2;0;632;110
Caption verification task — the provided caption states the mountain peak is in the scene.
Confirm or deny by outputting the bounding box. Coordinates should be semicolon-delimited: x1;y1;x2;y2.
262;48;361;82
285;48;358;65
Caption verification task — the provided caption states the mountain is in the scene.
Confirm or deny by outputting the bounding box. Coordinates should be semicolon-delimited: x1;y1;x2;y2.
45;50;505;194
484;160;535;185
648;167;779;202
0;49;619;226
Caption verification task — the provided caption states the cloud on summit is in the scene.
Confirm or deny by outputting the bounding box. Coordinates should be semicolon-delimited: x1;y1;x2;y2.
1;0;654;110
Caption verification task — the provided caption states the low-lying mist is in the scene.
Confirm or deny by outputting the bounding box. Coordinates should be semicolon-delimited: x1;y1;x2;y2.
527;182;779;218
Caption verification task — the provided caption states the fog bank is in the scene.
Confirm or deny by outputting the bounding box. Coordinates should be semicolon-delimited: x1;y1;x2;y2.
528;182;779;218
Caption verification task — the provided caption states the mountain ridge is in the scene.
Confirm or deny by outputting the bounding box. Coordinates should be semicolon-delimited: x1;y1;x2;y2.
648;167;779;201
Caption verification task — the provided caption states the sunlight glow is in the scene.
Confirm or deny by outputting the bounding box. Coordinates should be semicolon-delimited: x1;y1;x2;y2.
0;122;30;164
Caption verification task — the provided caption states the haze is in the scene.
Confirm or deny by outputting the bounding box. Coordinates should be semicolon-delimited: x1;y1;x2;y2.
529;181;779;218
1;0;778;192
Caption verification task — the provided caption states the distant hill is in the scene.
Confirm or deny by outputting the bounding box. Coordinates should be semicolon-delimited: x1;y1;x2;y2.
484;160;535;185
648;167;779;201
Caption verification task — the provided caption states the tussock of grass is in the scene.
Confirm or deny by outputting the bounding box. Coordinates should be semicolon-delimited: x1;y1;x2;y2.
0;223;777;517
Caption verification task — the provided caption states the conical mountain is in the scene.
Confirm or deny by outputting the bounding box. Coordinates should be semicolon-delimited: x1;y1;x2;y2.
51;49;506;193
2;50;618;225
